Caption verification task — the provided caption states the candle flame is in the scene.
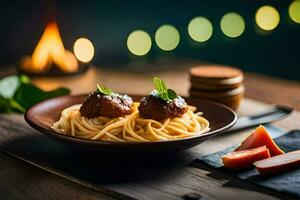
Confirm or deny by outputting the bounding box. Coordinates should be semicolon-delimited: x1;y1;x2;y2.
22;22;78;73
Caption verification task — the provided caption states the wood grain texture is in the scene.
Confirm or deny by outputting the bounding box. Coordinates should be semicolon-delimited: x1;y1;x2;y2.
26;62;300;111
0;153;116;200
244;73;300;110
1;61;300;110
0;60;300;200
0;105;298;200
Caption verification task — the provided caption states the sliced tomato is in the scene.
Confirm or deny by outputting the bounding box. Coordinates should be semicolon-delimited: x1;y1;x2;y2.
222;146;270;169
235;125;284;156
254;150;300;175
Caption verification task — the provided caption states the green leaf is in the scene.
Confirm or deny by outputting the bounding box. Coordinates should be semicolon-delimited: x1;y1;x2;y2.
9;99;25;113
154;91;167;101
97;84;113;95
0;97;24;113
0;97;11;113
19;75;31;84
13;83;70;110
0;75;25;113
153;77;167;94
0;75;20;98
152;77;178;101
167;89;177;100
0;74;69;114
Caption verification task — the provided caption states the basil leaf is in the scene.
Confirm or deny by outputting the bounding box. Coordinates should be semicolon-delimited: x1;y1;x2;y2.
160;92;169;101
0;75;25;113
0;97;11;113
0;97;25;113
10;99;25;113
167;89;177;100
0;75;20;99
97;84;113;95
0;75;70;113
153;77;167;95
153;77;178;101
19;75;31;84
14;83;70;109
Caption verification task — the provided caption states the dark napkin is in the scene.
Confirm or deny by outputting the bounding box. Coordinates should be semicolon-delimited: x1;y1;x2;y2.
197;129;300;197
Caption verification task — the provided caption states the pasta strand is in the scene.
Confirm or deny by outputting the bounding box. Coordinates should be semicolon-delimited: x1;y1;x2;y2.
52;104;210;142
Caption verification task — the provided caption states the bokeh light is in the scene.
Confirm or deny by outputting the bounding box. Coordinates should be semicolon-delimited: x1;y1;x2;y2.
73;38;94;63
289;0;300;24
188;17;213;42
255;6;280;31
220;12;245;38
155;25;180;51
127;30;152;56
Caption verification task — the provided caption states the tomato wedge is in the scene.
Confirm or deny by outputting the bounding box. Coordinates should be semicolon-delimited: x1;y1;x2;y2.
222;146;271;169
235;125;284;156
254;150;300;175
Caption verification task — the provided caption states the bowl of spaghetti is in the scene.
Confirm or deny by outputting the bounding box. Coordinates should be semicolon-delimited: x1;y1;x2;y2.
25;78;237;153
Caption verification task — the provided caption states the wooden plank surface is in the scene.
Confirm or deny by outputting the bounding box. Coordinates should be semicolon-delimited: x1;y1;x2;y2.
30;63;300;110
0;98;299;200
0;61;300;200
2;60;300;109
0;152;116;200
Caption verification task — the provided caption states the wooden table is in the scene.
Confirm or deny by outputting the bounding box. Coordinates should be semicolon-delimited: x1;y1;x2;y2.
0;61;300;200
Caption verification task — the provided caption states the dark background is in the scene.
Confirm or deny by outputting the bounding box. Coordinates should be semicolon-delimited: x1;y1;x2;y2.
1;0;300;80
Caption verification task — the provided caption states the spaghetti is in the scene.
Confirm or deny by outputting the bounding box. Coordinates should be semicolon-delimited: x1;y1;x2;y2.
52;103;210;142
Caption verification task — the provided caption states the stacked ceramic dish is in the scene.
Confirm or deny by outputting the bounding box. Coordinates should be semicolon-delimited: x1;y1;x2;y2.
189;65;244;111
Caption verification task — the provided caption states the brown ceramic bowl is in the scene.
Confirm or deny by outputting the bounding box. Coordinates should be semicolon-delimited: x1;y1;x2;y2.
24;94;237;153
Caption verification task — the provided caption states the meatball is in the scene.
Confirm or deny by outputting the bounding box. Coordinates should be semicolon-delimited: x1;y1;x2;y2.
138;94;188;121
79;91;133;118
